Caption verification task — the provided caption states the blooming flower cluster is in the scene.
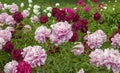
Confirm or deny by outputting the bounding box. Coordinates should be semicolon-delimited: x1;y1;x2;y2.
84;30;107;49
89;48;120;73
21;46;47;68
50;21;73;46
35;25;51;43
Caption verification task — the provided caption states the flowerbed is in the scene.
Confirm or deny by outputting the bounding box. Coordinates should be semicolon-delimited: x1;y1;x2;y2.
0;0;120;73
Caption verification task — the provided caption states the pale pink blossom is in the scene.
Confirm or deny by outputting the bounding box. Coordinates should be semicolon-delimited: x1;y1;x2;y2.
5;15;16;25
0;13;8;23
35;26;51;43
0;30;12;42
84;30;107;49
5;26;14;33
89;49;104;67
31;15;39;23
111;33;120;48
50;21;73;46
8;4;19;13
22;10;30;18
4;60;18;73
71;42;84;55
21;46;47;68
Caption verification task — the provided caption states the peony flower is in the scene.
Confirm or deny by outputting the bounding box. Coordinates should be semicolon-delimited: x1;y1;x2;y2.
5;15;16;25
50;21;73;46
69;32;78;42
71;42;84;55
77;69;84;73
0;2;3;10
46;7;52;11
12;49;23;62
0;37;6;50
47;13;52;17
84;6;91;12
31;15;39;23
23;25;31;33
4;60;18;73
12;11;23;23
52;8;60;17
84;30;107;49
3;3;8;9
22;10;30;18
8;4;19;13
93;0;98;3
16;61;32;73
35;25;51;43
33;5;40;9
21;46;47;68
98;3;104;9
0;30;12;42
93;12;101;21
0;13;8;23
3;41;14;53
33;9;40;15
72;13;80;22
63;8;75;15
40;15;48;24
89;49;104;67
5;26;14;33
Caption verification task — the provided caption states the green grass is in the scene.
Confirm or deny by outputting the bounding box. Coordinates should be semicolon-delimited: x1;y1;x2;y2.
0;0;120;73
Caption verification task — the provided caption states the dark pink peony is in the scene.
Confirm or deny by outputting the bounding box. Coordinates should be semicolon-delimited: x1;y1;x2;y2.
93;0;98;3
72;21;81;32
63;8;75;15
69;32;78;42
72;14;80;22
3;41;14;53
98;3;103;9
12;11;23;23
16;61;32;73
64;15;72;23
12;49;23;62
84;6;91;12
52;8;60;17
40;15;48;24
94;12;101;21
55;10;66;21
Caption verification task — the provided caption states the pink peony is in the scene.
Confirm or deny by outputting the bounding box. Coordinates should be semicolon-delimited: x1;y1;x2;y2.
16;61;32;73
84;30;107;49
84;6;91;12
71;42;84;55
94;12;101;21
0;30;12;42
93;0;98;3
35;25;51;43
0;13;8;23
89;49;104;67
5;15;16;25
5;26;14;33
4;60;18;73
111;33;120;48
8;4;19;13
22;10;30;18
31;15;39;23
21;46;47;68
50;21;73;46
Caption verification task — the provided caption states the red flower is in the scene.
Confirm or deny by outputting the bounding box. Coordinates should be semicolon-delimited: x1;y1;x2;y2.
93;12;101;21
72;14;80;22
12;11;23;23
12;49;23;62
16;61;32;73
52;8;60;17
3;41;14;53
72;21;81;32
40;15;48;24
55;10;66;21
69;32;78;42
93;0;98;3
